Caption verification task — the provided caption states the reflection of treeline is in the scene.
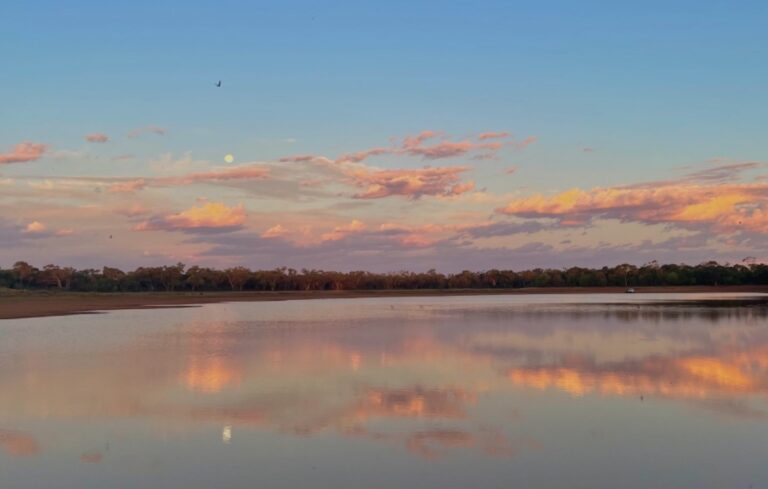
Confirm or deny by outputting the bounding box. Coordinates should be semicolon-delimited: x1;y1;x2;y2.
3;261;768;292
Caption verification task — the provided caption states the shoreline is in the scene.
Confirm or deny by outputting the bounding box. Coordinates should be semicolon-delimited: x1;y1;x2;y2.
2;285;768;320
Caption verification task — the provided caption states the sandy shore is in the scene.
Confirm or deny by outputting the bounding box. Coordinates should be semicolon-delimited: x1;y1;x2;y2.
1;286;767;320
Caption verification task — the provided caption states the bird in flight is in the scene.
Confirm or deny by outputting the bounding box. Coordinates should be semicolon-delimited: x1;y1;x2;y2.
216;80;222;87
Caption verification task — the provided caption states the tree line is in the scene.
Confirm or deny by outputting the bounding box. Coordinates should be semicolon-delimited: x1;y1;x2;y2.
2;260;767;293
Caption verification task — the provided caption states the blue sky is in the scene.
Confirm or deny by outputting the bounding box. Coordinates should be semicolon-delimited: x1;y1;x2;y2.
2;0;767;270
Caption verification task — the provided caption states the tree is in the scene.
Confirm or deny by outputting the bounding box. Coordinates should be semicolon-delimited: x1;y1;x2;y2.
225;267;250;291
12;261;35;288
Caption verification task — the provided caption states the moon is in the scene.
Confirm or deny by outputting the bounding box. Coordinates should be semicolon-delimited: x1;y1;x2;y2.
224;154;235;163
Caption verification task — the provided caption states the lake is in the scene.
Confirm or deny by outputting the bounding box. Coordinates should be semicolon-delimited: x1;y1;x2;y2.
1;293;767;488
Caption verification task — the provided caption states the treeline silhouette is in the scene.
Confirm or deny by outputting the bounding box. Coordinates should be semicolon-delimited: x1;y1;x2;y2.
2;260;767;292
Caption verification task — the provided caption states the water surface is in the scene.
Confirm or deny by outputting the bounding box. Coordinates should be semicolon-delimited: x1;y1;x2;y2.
1;293;767;488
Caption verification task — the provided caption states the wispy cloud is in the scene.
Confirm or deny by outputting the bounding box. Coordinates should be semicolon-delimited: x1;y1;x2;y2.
477;131;511;140
127;125;167;138
84;133;109;143
108;165;269;193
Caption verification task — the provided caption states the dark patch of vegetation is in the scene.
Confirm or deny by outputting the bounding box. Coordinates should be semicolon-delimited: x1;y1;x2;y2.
1;260;767;293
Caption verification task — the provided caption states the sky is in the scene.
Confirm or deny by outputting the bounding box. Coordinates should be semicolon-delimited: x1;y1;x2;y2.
2;0;767;272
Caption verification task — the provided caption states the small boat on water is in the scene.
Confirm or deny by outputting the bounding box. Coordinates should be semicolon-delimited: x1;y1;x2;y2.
625;288;636;293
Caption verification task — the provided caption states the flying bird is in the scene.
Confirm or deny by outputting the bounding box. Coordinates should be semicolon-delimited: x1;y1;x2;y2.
215;80;222;87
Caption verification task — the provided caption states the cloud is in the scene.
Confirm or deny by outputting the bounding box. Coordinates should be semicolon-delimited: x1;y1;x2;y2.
0;431;40;457
497;167;768;234
107;165;269;193
135;202;246;233
127;125;167;138
478;131;511;140
320;220;366;241
108;179;148;193
23;221;47;234
0;142;47;164
336;147;393;164
409;140;503;160
347;166;474;199
80;452;103;463
459;220;551;238
84;133;109;143
111;154;135;161
679;161;762;184
18;221;75;239
261;224;289;238
513;136;537;150
158;166;270;186
335;130;508;164
279;155;334;165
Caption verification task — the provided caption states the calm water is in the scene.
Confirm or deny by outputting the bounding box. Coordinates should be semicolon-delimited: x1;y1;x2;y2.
1;294;768;488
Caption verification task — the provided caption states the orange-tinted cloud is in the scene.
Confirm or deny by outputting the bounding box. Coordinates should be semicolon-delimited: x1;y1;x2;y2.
0;142;47;164
508;344;768;400
498;179;768;233
23;221;47;234
321;220;366;241
347;166;474;199
135;202;246;232
84;133;109;143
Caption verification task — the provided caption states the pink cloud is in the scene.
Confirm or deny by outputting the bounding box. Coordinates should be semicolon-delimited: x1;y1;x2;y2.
20;221;77;238
0;142;48;164
402;130;443;149
408;140;503;160
84;133;109;143
347;166;474;199
478;131;511;140
135;202;246;233
320;219;367;242
332;130;509;164
336;147;393;164
279;154;334;165
80;452;103;464
0;431;40;457
107;166;269;193
108;179;148;193
261;224;289;238
513;136;537;150
157;166;269;186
